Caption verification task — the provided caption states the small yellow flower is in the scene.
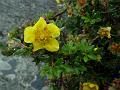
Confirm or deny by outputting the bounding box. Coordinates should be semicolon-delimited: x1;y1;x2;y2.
67;5;73;17
94;48;98;51
98;27;111;38
56;0;64;4
24;17;60;52
83;82;99;90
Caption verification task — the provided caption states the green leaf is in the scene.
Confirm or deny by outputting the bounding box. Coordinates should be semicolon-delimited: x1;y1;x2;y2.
53;67;62;79
74;66;87;74
87;54;97;60
55;58;63;65
13;48;32;56
78;39;87;51
83;55;89;63
60;64;73;73
47;68;54;80
61;41;77;55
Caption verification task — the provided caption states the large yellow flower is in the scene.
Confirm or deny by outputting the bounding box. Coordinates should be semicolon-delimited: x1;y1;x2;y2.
83;82;99;90
24;17;60;52
98;27;111;38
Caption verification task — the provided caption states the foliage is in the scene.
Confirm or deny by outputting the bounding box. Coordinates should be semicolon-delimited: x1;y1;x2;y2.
2;0;120;90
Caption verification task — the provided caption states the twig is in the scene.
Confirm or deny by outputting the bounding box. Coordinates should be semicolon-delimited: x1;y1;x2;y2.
91;36;99;44
50;0;72;20
50;9;67;20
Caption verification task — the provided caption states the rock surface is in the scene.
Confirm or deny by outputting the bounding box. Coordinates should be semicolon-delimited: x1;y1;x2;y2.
0;0;56;90
0;0;56;32
0;52;47;90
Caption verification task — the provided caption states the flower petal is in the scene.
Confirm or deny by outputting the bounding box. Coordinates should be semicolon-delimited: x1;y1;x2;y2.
45;38;59;52
33;17;47;31
24;26;35;43
108;34;111;38
107;27;111;31
32;41;44;52
56;0;60;4
46;23;60;38
83;85;90;90
95;85;99;90
89;84;95;88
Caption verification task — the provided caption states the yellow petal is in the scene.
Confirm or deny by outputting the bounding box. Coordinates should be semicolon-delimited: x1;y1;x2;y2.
56;0;60;3
33;17;47;31
89;84;95;88
108;35;111;38
95;85;99;90
107;27;111;31
44;38;59;52
46;23;60;38
83;85;90;90
24;26;35;43
32;41;44;52
83;83;88;86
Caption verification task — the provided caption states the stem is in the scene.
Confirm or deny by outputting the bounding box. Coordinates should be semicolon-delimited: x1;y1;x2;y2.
91;36;99;44
61;73;64;90
50;0;71;20
50;9;67;20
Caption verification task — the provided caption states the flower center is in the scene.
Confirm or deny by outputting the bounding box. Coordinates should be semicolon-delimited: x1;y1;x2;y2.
101;30;109;36
35;29;51;42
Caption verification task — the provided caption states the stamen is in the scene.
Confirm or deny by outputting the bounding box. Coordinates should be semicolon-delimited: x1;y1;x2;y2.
35;29;52;42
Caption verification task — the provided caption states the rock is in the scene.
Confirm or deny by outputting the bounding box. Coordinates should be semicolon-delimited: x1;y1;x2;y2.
0;0;56;32
41;86;51;90
6;74;16;80
0;60;11;71
0;53;43;90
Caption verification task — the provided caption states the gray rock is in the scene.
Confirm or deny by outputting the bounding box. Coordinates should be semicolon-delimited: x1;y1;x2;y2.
0;53;43;90
0;0;56;32
41;86;51;90
6;74;16;80
0;60;12;71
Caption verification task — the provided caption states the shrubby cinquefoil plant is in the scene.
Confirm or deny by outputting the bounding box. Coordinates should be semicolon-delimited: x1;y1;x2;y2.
2;0;120;90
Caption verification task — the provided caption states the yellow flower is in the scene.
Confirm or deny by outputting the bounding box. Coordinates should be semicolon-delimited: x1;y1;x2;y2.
67;5;73;17
83;82;99;90
24;17;60;52
94;48;98;51
98;27;111;38
56;0;64;4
